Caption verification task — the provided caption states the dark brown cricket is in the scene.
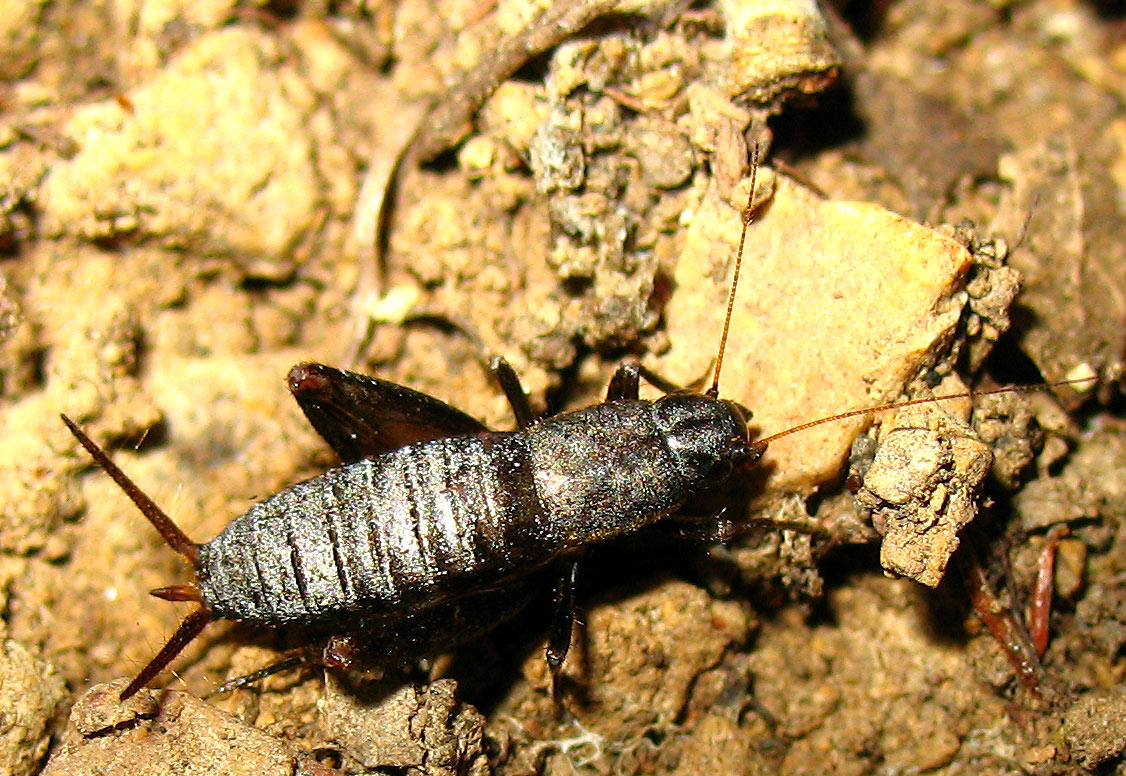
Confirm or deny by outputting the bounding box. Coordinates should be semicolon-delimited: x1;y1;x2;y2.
65;152;1074;700
63;156;774;700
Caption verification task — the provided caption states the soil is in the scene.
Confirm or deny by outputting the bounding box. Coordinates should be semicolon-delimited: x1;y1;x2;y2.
1;1;1124;775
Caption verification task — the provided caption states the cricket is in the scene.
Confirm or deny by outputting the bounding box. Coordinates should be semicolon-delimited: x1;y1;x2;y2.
62;151;1082;702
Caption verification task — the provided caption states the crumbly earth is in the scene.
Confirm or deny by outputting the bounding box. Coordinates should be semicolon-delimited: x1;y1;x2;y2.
0;1;1124;775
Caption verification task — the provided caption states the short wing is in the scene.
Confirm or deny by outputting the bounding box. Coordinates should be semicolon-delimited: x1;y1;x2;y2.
288;362;488;463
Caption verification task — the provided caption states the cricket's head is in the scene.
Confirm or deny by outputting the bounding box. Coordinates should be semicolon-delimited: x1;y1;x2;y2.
652;144;769;492
645;146;771;490
652;392;762;487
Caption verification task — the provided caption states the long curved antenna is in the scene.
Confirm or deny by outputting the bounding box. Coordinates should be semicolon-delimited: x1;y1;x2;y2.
750;377;1096;454
61;415;201;566
710;142;762;398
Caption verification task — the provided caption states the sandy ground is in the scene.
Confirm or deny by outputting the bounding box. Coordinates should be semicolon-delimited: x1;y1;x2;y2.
1;1;1124;774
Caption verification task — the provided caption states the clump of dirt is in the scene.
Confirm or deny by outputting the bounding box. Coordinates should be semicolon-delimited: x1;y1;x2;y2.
43;680;311;776
0;1;1123;775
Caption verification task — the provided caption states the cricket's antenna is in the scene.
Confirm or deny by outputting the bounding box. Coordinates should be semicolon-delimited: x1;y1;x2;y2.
749;377;1097;453
710;142;761;398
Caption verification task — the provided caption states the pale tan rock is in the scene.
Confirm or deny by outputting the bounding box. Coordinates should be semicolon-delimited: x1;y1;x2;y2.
0;0;46;80
44;681;298;776
0;638;65;776
654;173;973;499
39;28;330;276
716;0;841;102
319;677;488;774
857;401;993;587
480;81;550;155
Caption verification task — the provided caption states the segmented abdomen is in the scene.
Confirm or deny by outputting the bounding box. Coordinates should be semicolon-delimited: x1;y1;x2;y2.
198;432;543;626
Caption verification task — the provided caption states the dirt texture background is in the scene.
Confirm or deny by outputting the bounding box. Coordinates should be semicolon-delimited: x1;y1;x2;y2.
1;0;1125;774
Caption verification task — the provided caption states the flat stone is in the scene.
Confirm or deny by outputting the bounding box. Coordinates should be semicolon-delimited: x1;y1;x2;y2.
654;173;972;498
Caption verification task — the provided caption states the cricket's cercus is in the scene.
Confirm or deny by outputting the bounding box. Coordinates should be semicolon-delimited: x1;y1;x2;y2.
61;155;1089;702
